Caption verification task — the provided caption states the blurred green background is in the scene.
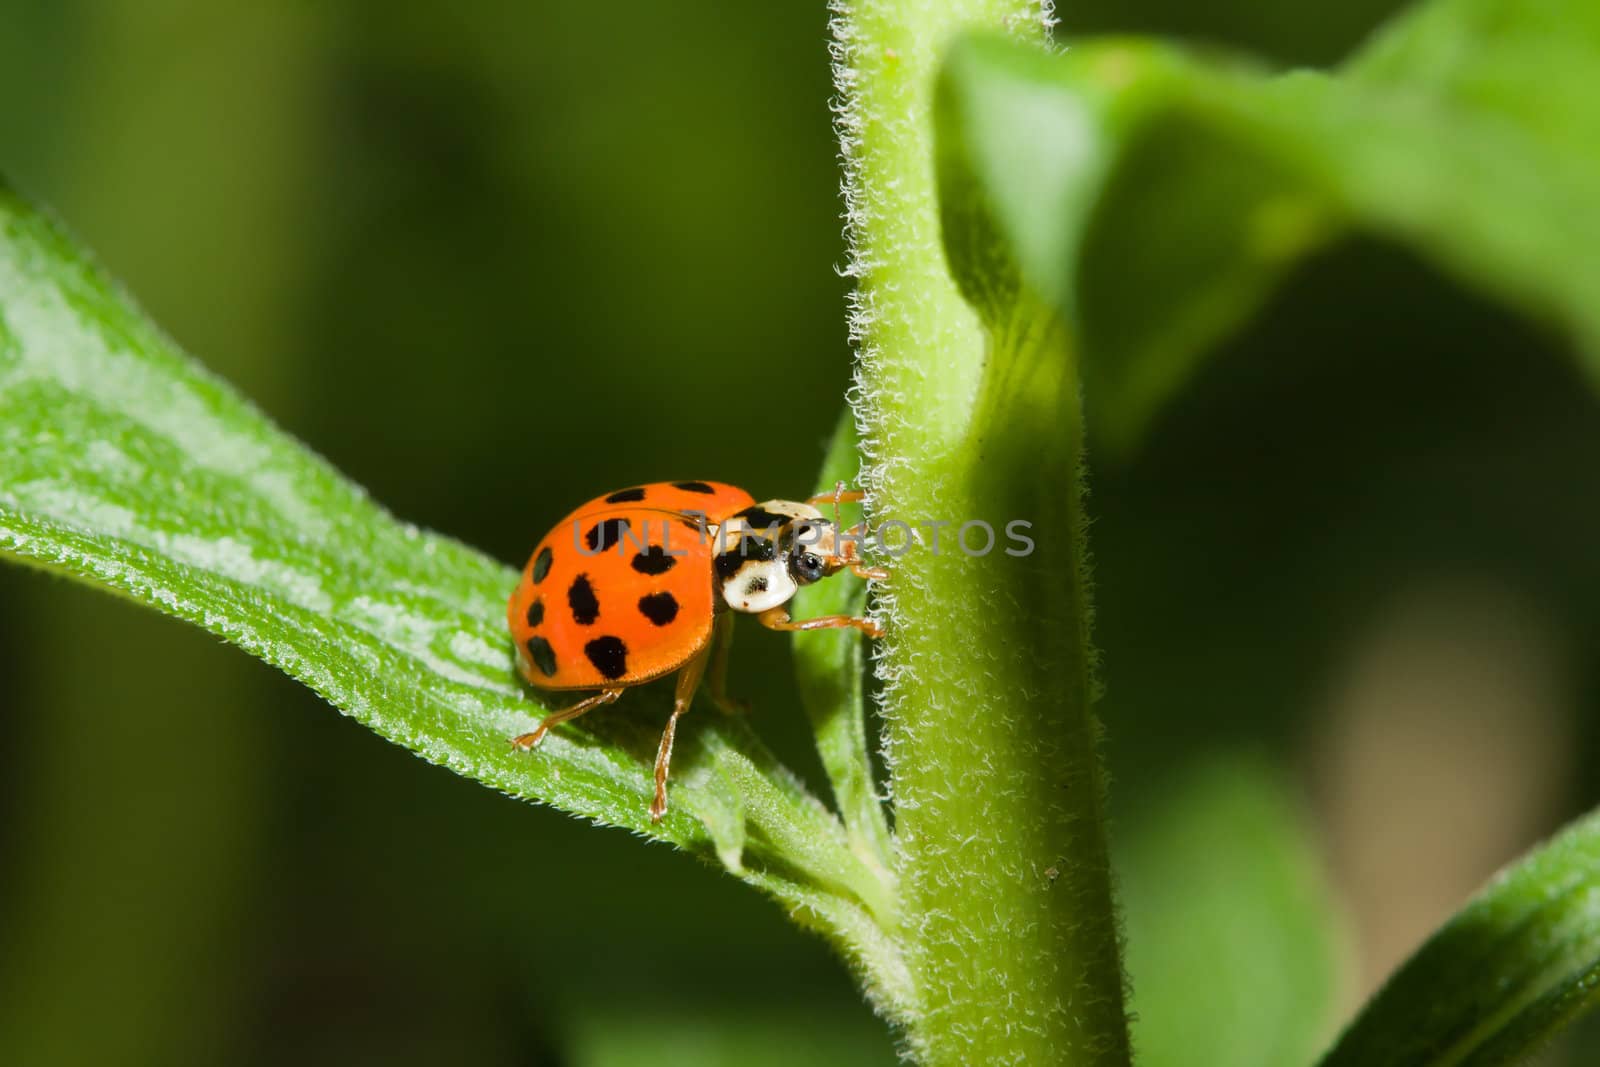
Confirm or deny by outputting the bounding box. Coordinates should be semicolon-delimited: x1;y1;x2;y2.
3;2;1600;1064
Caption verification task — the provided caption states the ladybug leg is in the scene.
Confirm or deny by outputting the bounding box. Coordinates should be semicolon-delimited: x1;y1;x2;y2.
756;605;884;640
707;614;749;716
807;482;865;543
650;641;713;822
805;482;866;509
510;688;623;751
803;485;891;580
851;561;889;581
836;521;890;581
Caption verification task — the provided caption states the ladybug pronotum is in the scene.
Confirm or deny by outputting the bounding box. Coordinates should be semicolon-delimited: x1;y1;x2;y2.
507;481;885;821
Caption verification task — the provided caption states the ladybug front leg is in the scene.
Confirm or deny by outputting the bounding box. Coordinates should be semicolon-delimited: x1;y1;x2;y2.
650;640;713;822
756;605;885;640
807;482;865;542
510;687;624;750
806;484;890;581
837;521;890;581
805;482;867;508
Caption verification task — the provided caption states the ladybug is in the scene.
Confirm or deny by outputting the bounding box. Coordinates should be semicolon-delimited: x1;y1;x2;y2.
507;480;886;821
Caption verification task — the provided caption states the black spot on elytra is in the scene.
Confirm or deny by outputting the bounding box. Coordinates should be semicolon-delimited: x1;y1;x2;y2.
736;505;788;532
637;592;679;626
673;481;715;494
631;545;677;575
524;598;544;628
525;636;557;677
606;487;646;503
585;636;629;679
532;546;553;583
714;535;776;580
568;574;600;625
585;517;629;553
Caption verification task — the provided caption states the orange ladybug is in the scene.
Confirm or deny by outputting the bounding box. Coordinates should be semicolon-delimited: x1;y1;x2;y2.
507;481;886;821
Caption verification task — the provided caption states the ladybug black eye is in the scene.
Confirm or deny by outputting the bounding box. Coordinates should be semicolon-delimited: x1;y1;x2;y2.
789;551;826;584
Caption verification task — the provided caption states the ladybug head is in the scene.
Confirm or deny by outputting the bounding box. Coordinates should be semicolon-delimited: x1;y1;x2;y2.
713;500;848;614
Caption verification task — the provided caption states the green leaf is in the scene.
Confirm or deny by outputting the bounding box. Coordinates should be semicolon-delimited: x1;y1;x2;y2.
0;183;902;1002
1119;756;1348;1067
935;0;1600;452
1319;806;1600;1066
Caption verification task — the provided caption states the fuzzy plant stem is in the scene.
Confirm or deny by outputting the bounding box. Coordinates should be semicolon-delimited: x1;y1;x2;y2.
832;1;1133;1063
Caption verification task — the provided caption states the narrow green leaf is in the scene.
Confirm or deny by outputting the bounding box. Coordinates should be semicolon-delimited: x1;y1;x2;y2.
1320;807;1600;1066
790;408;894;875
0;184;903;996
936;0;1600;452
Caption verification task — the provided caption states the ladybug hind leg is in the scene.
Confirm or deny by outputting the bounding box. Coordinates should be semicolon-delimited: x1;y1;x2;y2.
707;613;748;716
650;639;715;822
511;687;624;751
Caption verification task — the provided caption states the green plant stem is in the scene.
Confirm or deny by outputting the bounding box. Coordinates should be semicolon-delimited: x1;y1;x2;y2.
833;1;1132;1063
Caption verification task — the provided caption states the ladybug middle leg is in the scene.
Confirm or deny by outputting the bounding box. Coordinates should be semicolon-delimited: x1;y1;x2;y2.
650;639;714;822
511;687;624;751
